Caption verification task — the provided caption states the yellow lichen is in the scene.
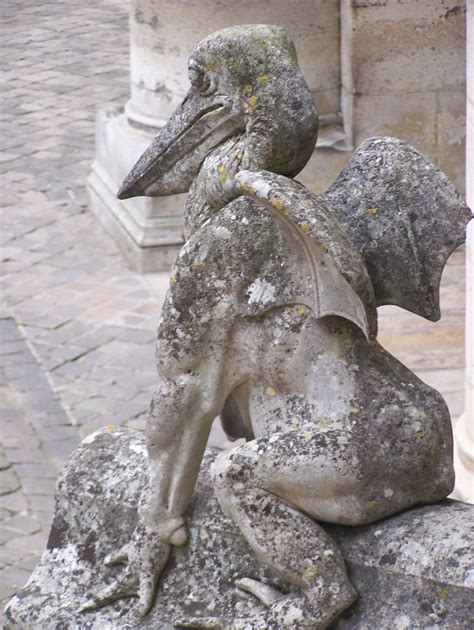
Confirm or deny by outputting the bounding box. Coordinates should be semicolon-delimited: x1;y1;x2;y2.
320;243;329;253
218;164;228;182
318;422;333;429
300;222;311;235
298;305;309;316
367;207;378;215
439;588;448;600
351;406;361;414
196;260;206;269
244;84;253;93
272;198;284;211
416;430;424;439
248;95;258;110
368;500;377;509
302;430;314;440
171;275;178;285
239;182;256;195
302;563;318;582
259;74;269;85
266;386;276;397
105;424;115;432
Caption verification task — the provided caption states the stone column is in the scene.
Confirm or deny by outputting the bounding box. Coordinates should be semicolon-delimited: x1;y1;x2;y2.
87;0;344;272
453;0;474;503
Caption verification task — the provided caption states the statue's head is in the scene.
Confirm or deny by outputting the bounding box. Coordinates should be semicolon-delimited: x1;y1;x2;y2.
118;25;318;200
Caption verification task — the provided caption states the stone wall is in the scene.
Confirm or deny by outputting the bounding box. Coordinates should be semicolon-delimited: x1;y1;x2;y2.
339;0;466;193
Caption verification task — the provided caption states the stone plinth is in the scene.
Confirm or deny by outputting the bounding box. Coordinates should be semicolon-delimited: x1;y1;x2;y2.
4;428;473;629
88;106;186;272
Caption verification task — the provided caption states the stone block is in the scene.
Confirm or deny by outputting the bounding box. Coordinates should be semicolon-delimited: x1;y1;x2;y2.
344;1;465;96
341;0;466;189
2;515;41;536
352;92;438;159
3;428;473;629
0;469;20;497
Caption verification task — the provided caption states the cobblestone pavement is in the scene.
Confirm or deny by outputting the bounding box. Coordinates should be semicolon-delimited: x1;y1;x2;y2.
0;0;159;610
0;0;467;616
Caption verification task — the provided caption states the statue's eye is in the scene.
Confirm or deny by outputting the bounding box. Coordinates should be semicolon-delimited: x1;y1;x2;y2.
188;64;215;96
188;67;202;87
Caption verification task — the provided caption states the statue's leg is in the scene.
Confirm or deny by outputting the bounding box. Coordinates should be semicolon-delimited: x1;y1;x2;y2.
212;431;358;629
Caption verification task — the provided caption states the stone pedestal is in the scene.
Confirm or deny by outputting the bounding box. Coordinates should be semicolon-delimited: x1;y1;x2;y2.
3;428;474;629
88;106;186;272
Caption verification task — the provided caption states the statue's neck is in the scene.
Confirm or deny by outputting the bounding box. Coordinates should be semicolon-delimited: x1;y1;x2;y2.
183;134;249;239
182;103;317;240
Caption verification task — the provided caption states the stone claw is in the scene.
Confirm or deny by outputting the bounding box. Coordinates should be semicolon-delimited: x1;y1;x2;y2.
79;569;137;613
104;545;129;567
235;577;283;607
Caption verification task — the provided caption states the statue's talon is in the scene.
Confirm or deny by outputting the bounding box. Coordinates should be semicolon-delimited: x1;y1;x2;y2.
235;577;283;607
104;545;129;567
79;570;138;612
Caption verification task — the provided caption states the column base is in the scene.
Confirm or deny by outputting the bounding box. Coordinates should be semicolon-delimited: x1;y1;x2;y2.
87;106;185;273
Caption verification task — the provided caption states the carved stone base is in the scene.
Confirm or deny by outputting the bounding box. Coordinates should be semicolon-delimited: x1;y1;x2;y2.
3;427;473;629
87;107;185;272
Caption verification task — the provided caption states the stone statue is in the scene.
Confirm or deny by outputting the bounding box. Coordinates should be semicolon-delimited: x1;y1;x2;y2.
6;24;471;630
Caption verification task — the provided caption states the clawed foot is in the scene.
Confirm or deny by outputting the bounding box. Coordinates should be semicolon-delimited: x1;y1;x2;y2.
79;524;172;616
170;576;354;629
174;578;282;629
79;545;138;613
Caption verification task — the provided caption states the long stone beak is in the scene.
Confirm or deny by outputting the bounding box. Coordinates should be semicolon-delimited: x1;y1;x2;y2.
117;92;242;199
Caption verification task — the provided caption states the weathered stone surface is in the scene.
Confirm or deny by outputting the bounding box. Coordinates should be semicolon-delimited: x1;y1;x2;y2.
5;21;470;630
82;23;473;627
321;136;471;323
3;428;473;629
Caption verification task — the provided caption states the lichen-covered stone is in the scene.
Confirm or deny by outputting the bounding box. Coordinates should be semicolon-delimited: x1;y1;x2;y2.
5;23;471;628
3;428;473;629
321;136;471;322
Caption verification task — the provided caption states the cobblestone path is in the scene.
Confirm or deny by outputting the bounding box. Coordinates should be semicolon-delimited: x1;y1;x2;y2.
0;0;162;610
0;0;467;616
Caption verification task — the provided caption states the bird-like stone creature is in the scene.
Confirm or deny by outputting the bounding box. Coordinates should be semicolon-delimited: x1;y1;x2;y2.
82;24;472;628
